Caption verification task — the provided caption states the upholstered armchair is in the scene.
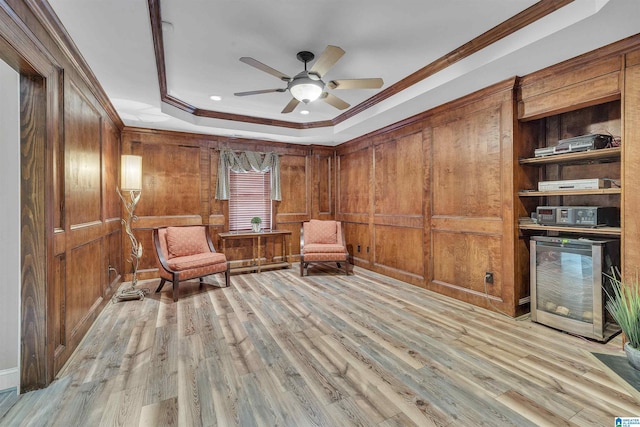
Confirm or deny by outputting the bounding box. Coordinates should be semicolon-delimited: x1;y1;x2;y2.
153;225;230;302
300;220;350;276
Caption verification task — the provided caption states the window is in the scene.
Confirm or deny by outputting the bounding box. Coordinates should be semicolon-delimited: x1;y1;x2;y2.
229;170;272;231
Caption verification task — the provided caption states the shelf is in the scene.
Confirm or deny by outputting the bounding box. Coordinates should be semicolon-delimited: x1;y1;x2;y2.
519;147;621;165
518;188;621;197
519;223;621;236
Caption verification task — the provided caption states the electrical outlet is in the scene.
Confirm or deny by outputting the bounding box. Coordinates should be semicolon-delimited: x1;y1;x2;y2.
357;245;361;253
485;272;494;284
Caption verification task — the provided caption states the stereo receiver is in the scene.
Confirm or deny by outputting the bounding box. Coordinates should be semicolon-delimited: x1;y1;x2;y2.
534;134;613;157
535;206;619;227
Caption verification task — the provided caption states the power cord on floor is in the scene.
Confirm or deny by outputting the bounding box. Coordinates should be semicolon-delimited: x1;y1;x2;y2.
483;274;529;321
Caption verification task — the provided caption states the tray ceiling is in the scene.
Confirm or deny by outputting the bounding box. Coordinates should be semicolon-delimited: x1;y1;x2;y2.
47;0;640;145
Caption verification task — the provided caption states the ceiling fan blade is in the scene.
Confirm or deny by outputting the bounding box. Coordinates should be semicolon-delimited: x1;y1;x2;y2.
239;57;291;81
281;98;300;114
234;88;286;96
327;78;384;90
309;45;345;77
321;92;350;110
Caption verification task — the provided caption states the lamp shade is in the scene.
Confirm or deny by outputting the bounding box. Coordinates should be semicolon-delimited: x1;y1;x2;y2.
290;77;324;103
120;155;142;191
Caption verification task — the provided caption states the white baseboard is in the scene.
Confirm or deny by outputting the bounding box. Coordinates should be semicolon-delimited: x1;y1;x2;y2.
0;368;18;392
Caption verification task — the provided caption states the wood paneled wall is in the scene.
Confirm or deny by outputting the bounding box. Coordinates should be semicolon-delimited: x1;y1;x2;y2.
46;38;124;379
623;50;640;278
334;36;640;318
429;82;519;315
1;0;124;390
121;129;333;277
337;130;428;282
336;78;520;315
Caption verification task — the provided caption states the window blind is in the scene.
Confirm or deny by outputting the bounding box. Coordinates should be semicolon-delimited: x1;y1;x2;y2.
229;170;272;231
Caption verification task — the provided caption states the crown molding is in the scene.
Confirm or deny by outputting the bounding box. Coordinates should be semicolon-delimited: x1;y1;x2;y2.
146;0;573;133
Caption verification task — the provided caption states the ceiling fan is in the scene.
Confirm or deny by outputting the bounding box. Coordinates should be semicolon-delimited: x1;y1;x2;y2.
234;45;383;114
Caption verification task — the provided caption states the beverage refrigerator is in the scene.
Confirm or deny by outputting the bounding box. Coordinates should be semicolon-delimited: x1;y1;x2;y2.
530;235;620;341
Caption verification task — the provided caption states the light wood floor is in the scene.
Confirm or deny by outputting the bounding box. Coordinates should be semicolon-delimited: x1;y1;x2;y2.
1;265;638;426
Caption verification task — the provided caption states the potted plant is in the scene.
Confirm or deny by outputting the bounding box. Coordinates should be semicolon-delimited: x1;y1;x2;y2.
605;271;640;370
250;217;262;232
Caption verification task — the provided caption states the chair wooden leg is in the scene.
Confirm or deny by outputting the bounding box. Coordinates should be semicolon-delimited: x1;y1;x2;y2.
172;276;179;302
199;277;205;289
155;278;167;293
300;257;304;276
225;265;230;287
344;259;349;276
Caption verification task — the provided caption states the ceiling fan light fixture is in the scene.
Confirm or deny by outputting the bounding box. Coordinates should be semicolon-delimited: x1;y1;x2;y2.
290;77;324;103
236;46;381;113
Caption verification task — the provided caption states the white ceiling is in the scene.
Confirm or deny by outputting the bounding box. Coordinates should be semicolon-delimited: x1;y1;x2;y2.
47;0;640;145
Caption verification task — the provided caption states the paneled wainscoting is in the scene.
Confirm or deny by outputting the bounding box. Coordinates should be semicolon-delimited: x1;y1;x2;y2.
1;266;637;426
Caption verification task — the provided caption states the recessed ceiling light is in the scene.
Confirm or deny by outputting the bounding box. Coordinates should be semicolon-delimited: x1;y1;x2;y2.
300;110;310;115
210;95;222;101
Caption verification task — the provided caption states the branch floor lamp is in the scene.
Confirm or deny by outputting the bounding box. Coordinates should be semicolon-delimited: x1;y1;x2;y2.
114;154;149;302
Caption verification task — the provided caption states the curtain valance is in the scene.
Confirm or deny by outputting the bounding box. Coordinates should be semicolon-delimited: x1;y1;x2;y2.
215;149;281;201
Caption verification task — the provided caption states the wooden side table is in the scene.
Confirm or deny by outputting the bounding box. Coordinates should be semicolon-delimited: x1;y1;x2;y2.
218;230;292;273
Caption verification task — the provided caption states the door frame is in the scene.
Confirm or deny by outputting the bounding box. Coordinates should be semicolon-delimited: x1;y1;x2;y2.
0;1;59;391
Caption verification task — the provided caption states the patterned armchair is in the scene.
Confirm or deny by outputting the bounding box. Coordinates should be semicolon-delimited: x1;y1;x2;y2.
153;225;230;302
300;220;350;276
